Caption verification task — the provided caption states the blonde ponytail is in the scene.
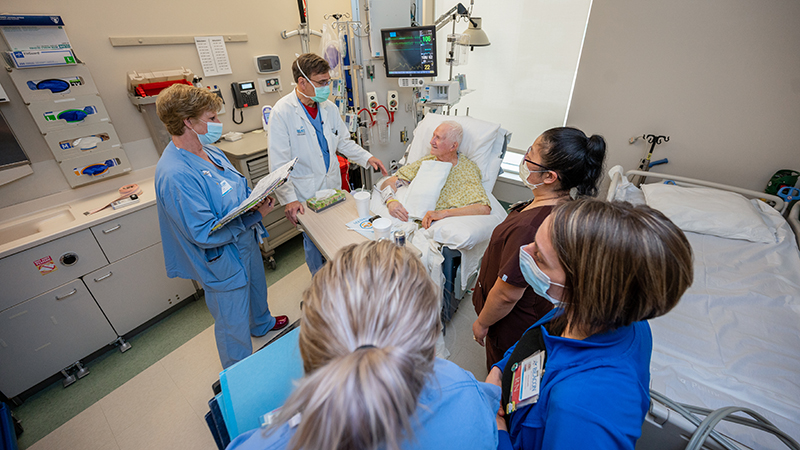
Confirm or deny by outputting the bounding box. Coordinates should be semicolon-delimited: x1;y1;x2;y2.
267;240;441;450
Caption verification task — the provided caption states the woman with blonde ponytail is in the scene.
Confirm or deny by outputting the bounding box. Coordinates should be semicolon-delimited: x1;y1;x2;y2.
227;240;501;450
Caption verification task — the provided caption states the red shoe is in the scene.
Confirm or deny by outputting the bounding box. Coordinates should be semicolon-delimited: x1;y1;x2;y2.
271;315;289;331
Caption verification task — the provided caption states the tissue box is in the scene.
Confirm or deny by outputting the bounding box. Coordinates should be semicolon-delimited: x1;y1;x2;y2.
306;189;346;212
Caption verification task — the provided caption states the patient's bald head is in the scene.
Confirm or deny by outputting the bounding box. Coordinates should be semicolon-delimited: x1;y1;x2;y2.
430;121;463;159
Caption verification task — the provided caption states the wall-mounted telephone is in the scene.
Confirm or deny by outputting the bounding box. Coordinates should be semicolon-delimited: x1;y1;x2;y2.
231;81;259;108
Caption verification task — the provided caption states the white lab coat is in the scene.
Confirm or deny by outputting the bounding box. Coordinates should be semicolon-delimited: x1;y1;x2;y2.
268;90;372;204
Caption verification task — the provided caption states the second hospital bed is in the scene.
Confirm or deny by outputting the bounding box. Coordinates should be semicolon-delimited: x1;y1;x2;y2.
607;167;800;450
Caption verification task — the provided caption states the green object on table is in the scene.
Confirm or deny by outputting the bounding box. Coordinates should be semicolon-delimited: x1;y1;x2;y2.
306;190;346;212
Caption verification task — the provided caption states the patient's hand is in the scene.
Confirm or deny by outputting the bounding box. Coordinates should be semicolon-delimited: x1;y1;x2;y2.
422;210;447;229
387;201;409;222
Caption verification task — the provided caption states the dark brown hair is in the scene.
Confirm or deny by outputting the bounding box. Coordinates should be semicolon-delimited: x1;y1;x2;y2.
292;53;331;82
550;199;693;336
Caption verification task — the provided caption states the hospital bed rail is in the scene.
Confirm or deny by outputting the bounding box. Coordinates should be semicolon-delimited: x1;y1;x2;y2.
638;390;800;450
607;168;800;248
607;169;786;212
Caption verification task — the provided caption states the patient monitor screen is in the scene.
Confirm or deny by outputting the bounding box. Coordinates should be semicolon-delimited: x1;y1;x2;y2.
381;26;437;78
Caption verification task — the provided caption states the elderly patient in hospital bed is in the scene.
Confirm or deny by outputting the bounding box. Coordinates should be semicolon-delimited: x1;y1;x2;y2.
378;120;491;229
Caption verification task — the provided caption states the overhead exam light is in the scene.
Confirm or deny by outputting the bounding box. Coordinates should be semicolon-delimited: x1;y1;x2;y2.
463;17;490;49
434;1;491;49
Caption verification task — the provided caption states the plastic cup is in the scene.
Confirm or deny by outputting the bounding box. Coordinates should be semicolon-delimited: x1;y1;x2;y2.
372;217;392;240
353;191;371;218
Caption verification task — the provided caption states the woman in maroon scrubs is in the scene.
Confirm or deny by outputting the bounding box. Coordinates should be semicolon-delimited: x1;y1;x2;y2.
472;127;606;371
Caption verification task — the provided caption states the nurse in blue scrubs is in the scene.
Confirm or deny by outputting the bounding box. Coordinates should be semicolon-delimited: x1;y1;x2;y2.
154;84;288;369
488;200;693;450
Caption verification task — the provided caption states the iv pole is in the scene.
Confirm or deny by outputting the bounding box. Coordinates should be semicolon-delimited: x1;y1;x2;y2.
281;0;322;53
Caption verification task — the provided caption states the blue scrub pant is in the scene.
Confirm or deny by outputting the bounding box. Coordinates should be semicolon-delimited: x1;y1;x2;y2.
302;232;326;275
205;229;275;369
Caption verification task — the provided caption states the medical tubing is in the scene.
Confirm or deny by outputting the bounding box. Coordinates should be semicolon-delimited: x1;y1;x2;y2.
685;406;800;450
375;105;393;123
356;108;375;126
681;405;800;449
649;390;739;450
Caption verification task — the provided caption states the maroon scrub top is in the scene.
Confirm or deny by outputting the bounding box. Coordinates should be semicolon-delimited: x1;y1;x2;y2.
473;202;554;370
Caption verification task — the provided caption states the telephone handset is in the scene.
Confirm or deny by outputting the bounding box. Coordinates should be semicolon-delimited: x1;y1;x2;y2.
231;81;259;108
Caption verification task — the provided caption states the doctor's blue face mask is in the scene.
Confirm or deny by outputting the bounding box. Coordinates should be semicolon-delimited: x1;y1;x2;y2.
519;245;565;307
295;63;331;103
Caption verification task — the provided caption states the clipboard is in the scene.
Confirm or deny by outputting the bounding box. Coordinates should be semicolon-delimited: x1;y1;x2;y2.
210;157;297;233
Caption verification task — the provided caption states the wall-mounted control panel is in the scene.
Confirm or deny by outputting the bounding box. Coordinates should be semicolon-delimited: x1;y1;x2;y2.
254;55;281;74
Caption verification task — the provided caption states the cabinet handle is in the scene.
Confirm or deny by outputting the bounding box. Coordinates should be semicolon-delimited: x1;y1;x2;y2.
102;224;121;234
55;288;78;300
94;271;113;282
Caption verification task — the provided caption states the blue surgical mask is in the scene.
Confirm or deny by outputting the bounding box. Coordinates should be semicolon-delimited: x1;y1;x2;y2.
519;246;565;306
192;120;222;145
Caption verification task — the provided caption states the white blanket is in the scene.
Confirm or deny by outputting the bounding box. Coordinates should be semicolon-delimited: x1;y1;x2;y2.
403;160;452;220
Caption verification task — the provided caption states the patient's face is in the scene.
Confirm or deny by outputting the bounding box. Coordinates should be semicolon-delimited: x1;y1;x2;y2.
430;125;455;159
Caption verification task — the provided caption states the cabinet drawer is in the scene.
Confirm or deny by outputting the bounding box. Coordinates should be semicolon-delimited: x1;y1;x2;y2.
0;229;108;312
265;217;300;249
0;279;117;397
91;205;160;263
85;242;196;335
262;207;287;228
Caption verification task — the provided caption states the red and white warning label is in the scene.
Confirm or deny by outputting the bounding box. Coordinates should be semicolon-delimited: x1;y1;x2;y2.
34;256;58;275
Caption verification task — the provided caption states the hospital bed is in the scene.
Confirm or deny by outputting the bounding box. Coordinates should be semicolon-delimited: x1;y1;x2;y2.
606;167;800;450
369;113;510;324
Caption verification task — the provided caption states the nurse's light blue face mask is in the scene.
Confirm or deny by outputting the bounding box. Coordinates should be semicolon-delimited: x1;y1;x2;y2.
519;245;565;306
192;119;223;145
296;63;331;103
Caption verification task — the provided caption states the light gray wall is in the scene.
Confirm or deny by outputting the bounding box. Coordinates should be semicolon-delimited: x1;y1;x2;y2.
567;0;800;191
0;0;351;209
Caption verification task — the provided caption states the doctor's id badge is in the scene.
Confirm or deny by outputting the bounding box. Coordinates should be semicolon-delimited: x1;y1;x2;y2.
507;350;544;415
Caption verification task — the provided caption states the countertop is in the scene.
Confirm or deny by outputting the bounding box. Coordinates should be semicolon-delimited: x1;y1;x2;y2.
215;130;268;158
0;166;157;259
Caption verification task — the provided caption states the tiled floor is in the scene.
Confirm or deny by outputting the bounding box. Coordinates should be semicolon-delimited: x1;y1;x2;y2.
24;264;487;450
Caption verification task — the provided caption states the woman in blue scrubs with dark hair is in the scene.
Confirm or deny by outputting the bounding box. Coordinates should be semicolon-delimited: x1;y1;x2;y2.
487;199;693;449
154;84;288;369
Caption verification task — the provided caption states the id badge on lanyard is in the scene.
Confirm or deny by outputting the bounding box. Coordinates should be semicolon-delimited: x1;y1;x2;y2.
507;350;545;415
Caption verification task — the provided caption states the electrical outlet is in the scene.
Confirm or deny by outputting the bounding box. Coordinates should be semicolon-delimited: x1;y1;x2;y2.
387;90;398;112
367;91;378;114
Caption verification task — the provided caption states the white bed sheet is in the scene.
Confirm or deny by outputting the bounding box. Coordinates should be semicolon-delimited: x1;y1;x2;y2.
647;203;800;448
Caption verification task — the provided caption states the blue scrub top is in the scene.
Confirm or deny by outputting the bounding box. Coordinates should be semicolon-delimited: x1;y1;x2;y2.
155;142;265;292
298;97;330;172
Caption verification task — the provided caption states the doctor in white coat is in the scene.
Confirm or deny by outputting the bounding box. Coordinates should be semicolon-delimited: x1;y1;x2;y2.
269;53;387;274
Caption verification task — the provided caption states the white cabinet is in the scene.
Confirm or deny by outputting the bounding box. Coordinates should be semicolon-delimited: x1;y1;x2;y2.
85;242;196;335
0;280;117;397
90;205;160;263
0;229;107;311
0;203;196;398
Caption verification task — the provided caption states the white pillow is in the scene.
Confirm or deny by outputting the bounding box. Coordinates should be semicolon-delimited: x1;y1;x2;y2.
642;183;776;244
403;160;452;220
406;114;502;188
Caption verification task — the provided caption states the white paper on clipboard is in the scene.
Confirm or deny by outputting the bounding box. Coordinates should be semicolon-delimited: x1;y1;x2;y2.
194;36;232;77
